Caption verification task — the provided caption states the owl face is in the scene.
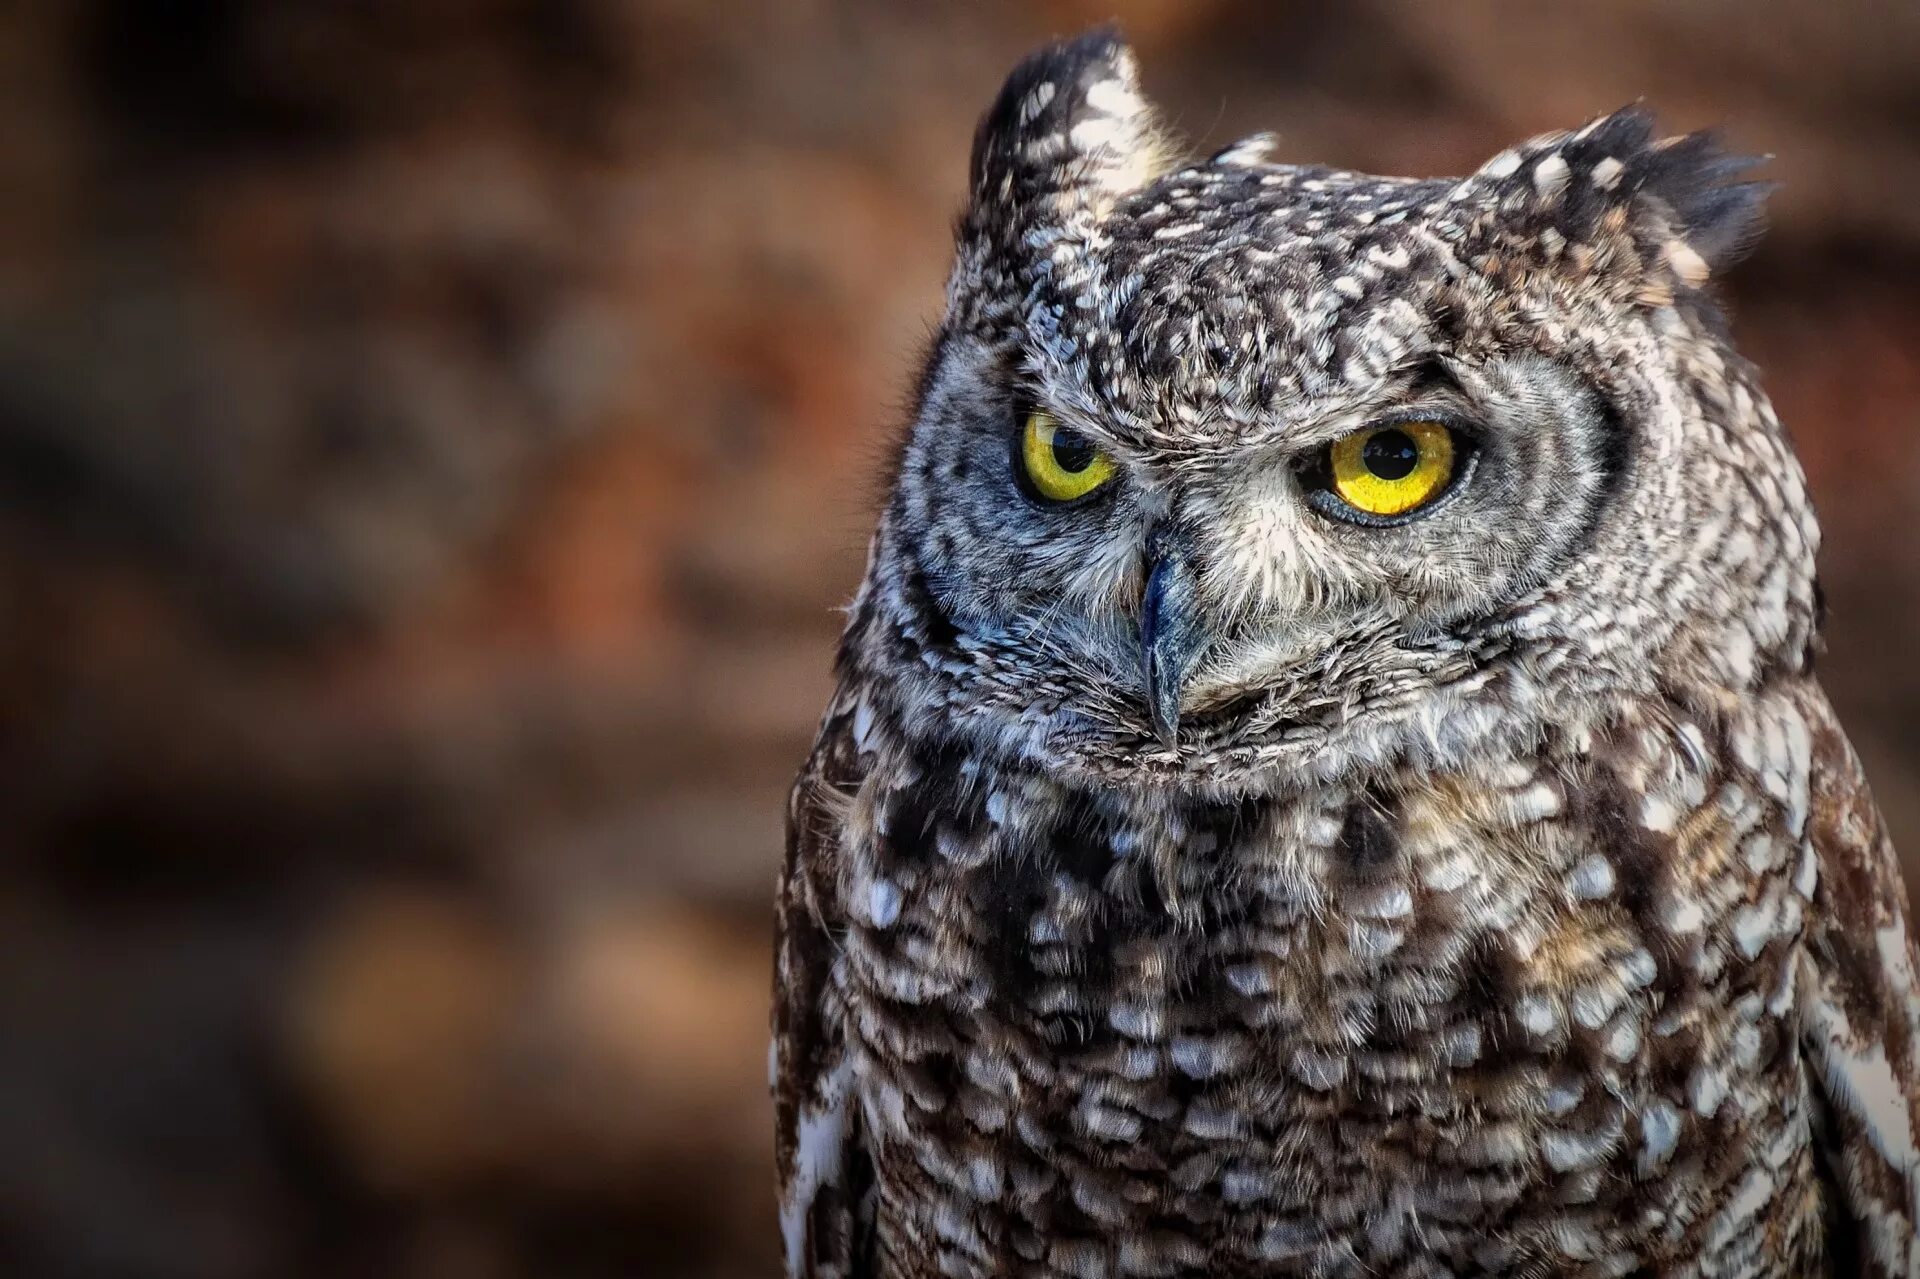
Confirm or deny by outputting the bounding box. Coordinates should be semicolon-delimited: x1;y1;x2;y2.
854;32;1815;789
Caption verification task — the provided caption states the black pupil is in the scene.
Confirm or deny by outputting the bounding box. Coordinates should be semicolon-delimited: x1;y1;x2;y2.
1051;429;1097;474
1361;428;1421;481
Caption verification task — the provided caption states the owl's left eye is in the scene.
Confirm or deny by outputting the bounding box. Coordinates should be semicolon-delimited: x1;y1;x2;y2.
1308;420;1466;522
1016;409;1117;504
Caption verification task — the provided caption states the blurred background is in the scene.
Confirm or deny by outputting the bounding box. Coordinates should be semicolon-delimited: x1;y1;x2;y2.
1;2;1916;1276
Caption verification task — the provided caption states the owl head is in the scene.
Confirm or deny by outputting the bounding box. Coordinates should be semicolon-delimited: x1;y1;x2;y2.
847;29;1818;790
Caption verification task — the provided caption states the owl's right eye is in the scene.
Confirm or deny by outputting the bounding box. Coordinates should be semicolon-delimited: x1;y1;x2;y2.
1302;418;1472;525
1016;410;1117;504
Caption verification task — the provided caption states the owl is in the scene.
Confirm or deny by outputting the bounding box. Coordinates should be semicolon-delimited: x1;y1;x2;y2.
774;28;1920;1278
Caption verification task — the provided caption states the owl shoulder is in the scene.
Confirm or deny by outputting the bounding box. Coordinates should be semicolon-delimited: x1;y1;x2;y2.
1786;678;1920;1274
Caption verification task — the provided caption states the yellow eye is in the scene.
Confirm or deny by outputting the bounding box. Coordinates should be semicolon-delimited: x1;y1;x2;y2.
1019;409;1116;503
1327;420;1457;517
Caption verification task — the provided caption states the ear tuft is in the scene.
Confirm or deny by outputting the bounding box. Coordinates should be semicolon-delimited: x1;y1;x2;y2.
1476;106;1774;282
1633;128;1775;273
965;28;1175;255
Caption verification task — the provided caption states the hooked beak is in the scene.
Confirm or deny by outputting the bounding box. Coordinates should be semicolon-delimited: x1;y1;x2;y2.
1140;534;1200;749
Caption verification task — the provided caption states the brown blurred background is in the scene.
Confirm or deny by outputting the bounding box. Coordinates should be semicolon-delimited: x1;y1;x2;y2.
0;2;1916;1277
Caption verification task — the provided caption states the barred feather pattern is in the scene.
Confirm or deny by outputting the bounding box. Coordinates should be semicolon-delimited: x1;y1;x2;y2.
780;671;1918;1276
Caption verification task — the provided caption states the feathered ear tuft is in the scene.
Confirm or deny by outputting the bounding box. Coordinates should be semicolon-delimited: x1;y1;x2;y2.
1631;126;1775;274
1473;106;1774;286
963;28;1177;260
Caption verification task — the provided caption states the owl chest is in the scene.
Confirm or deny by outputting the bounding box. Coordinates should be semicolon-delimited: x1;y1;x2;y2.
833;741;1823;1273
842;790;1551;1159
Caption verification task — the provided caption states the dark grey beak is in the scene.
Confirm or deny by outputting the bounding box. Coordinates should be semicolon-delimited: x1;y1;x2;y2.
1141;537;1200;748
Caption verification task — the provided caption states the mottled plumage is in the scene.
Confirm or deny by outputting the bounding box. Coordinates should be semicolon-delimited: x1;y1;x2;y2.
775;29;1920;1277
